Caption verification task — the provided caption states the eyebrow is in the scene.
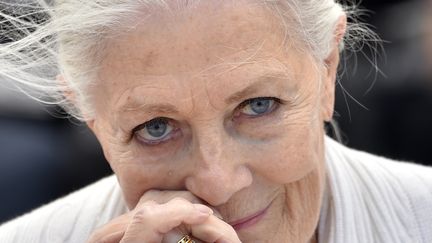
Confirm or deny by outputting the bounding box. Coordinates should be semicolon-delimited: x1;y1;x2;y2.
225;75;290;105
118;71;293;114
121;102;179;114
225;81;266;105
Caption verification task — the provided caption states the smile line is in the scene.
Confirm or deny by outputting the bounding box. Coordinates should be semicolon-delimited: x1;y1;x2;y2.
228;203;271;230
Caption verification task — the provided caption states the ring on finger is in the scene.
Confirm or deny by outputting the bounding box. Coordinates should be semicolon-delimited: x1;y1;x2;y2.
177;235;195;243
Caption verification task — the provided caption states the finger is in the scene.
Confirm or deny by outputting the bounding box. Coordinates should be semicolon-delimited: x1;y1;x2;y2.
164;233;206;243
87;213;131;243
162;229;185;243
157;201;213;233
137;190;224;223
91;231;125;243
138;190;204;205
121;198;213;243
191;214;241;243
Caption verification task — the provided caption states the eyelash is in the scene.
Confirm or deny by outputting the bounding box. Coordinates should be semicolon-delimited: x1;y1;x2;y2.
132;97;282;146
236;97;282;118
132;118;179;146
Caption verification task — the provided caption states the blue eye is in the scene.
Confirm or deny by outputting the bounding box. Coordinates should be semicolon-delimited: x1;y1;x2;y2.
241;97;277;116
135;118;173;143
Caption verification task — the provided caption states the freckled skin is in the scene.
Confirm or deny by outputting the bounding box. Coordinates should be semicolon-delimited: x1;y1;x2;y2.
87;1;342;242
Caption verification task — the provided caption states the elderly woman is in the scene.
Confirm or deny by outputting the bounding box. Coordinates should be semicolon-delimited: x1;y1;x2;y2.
0;0;431;242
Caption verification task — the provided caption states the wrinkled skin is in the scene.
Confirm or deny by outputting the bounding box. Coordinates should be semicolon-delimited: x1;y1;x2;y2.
85;1;345;242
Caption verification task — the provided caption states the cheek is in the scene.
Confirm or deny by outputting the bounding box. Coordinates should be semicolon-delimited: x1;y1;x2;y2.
112;163;156;209
247;120;322;184
110;154;181;209
102;128;188;209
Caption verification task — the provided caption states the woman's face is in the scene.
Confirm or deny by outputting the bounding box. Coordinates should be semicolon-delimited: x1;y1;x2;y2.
88;2;338;242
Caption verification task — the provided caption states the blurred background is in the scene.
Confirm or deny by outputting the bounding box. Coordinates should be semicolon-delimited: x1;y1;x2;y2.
1;0;432;224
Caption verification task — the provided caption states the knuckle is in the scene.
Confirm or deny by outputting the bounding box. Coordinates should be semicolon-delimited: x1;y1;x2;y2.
139;190;202;205
141;199;158;206
171;198;198;216
178;191;202;204
133;199;157;214
171;196;189;204
169;197;193;210
133;204;158;223
87;227;107;243
142;189;160;197
139;190;160;203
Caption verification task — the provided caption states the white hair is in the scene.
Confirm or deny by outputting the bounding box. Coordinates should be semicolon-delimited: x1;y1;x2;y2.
0;0;376;120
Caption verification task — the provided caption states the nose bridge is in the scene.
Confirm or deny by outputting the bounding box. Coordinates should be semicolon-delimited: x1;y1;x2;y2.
186;122;252;205
195;122;224;166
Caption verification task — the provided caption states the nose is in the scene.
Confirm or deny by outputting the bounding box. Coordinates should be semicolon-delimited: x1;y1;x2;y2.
185;125;253;206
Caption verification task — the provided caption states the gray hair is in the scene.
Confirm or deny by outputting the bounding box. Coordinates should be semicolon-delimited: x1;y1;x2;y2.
0;0;376;120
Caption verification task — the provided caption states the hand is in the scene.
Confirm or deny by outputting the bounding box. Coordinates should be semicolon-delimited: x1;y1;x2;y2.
87;190;241;243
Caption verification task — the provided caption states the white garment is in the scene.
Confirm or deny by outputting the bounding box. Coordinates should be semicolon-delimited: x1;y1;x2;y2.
0;177;127;243
319;137;432;243
0;137;431;243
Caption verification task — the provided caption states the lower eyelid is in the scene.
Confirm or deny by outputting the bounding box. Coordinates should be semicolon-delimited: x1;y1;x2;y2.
135;133;167;146
135;127;180;146
235;100;281;121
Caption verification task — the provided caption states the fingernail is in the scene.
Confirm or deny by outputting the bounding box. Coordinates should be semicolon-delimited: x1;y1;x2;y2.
193;204;213;215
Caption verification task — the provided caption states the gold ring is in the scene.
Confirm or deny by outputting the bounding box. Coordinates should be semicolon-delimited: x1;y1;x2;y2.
177;234;195;243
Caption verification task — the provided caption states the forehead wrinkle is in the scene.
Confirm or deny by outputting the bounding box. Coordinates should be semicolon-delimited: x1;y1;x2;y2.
196;53;296;107
113;83;172;111
215;40;267;75
197;56;295;89
193;33;290;80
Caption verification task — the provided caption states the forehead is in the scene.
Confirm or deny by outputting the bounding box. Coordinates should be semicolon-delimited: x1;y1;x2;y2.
95;1;311;115
100;1;285;72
